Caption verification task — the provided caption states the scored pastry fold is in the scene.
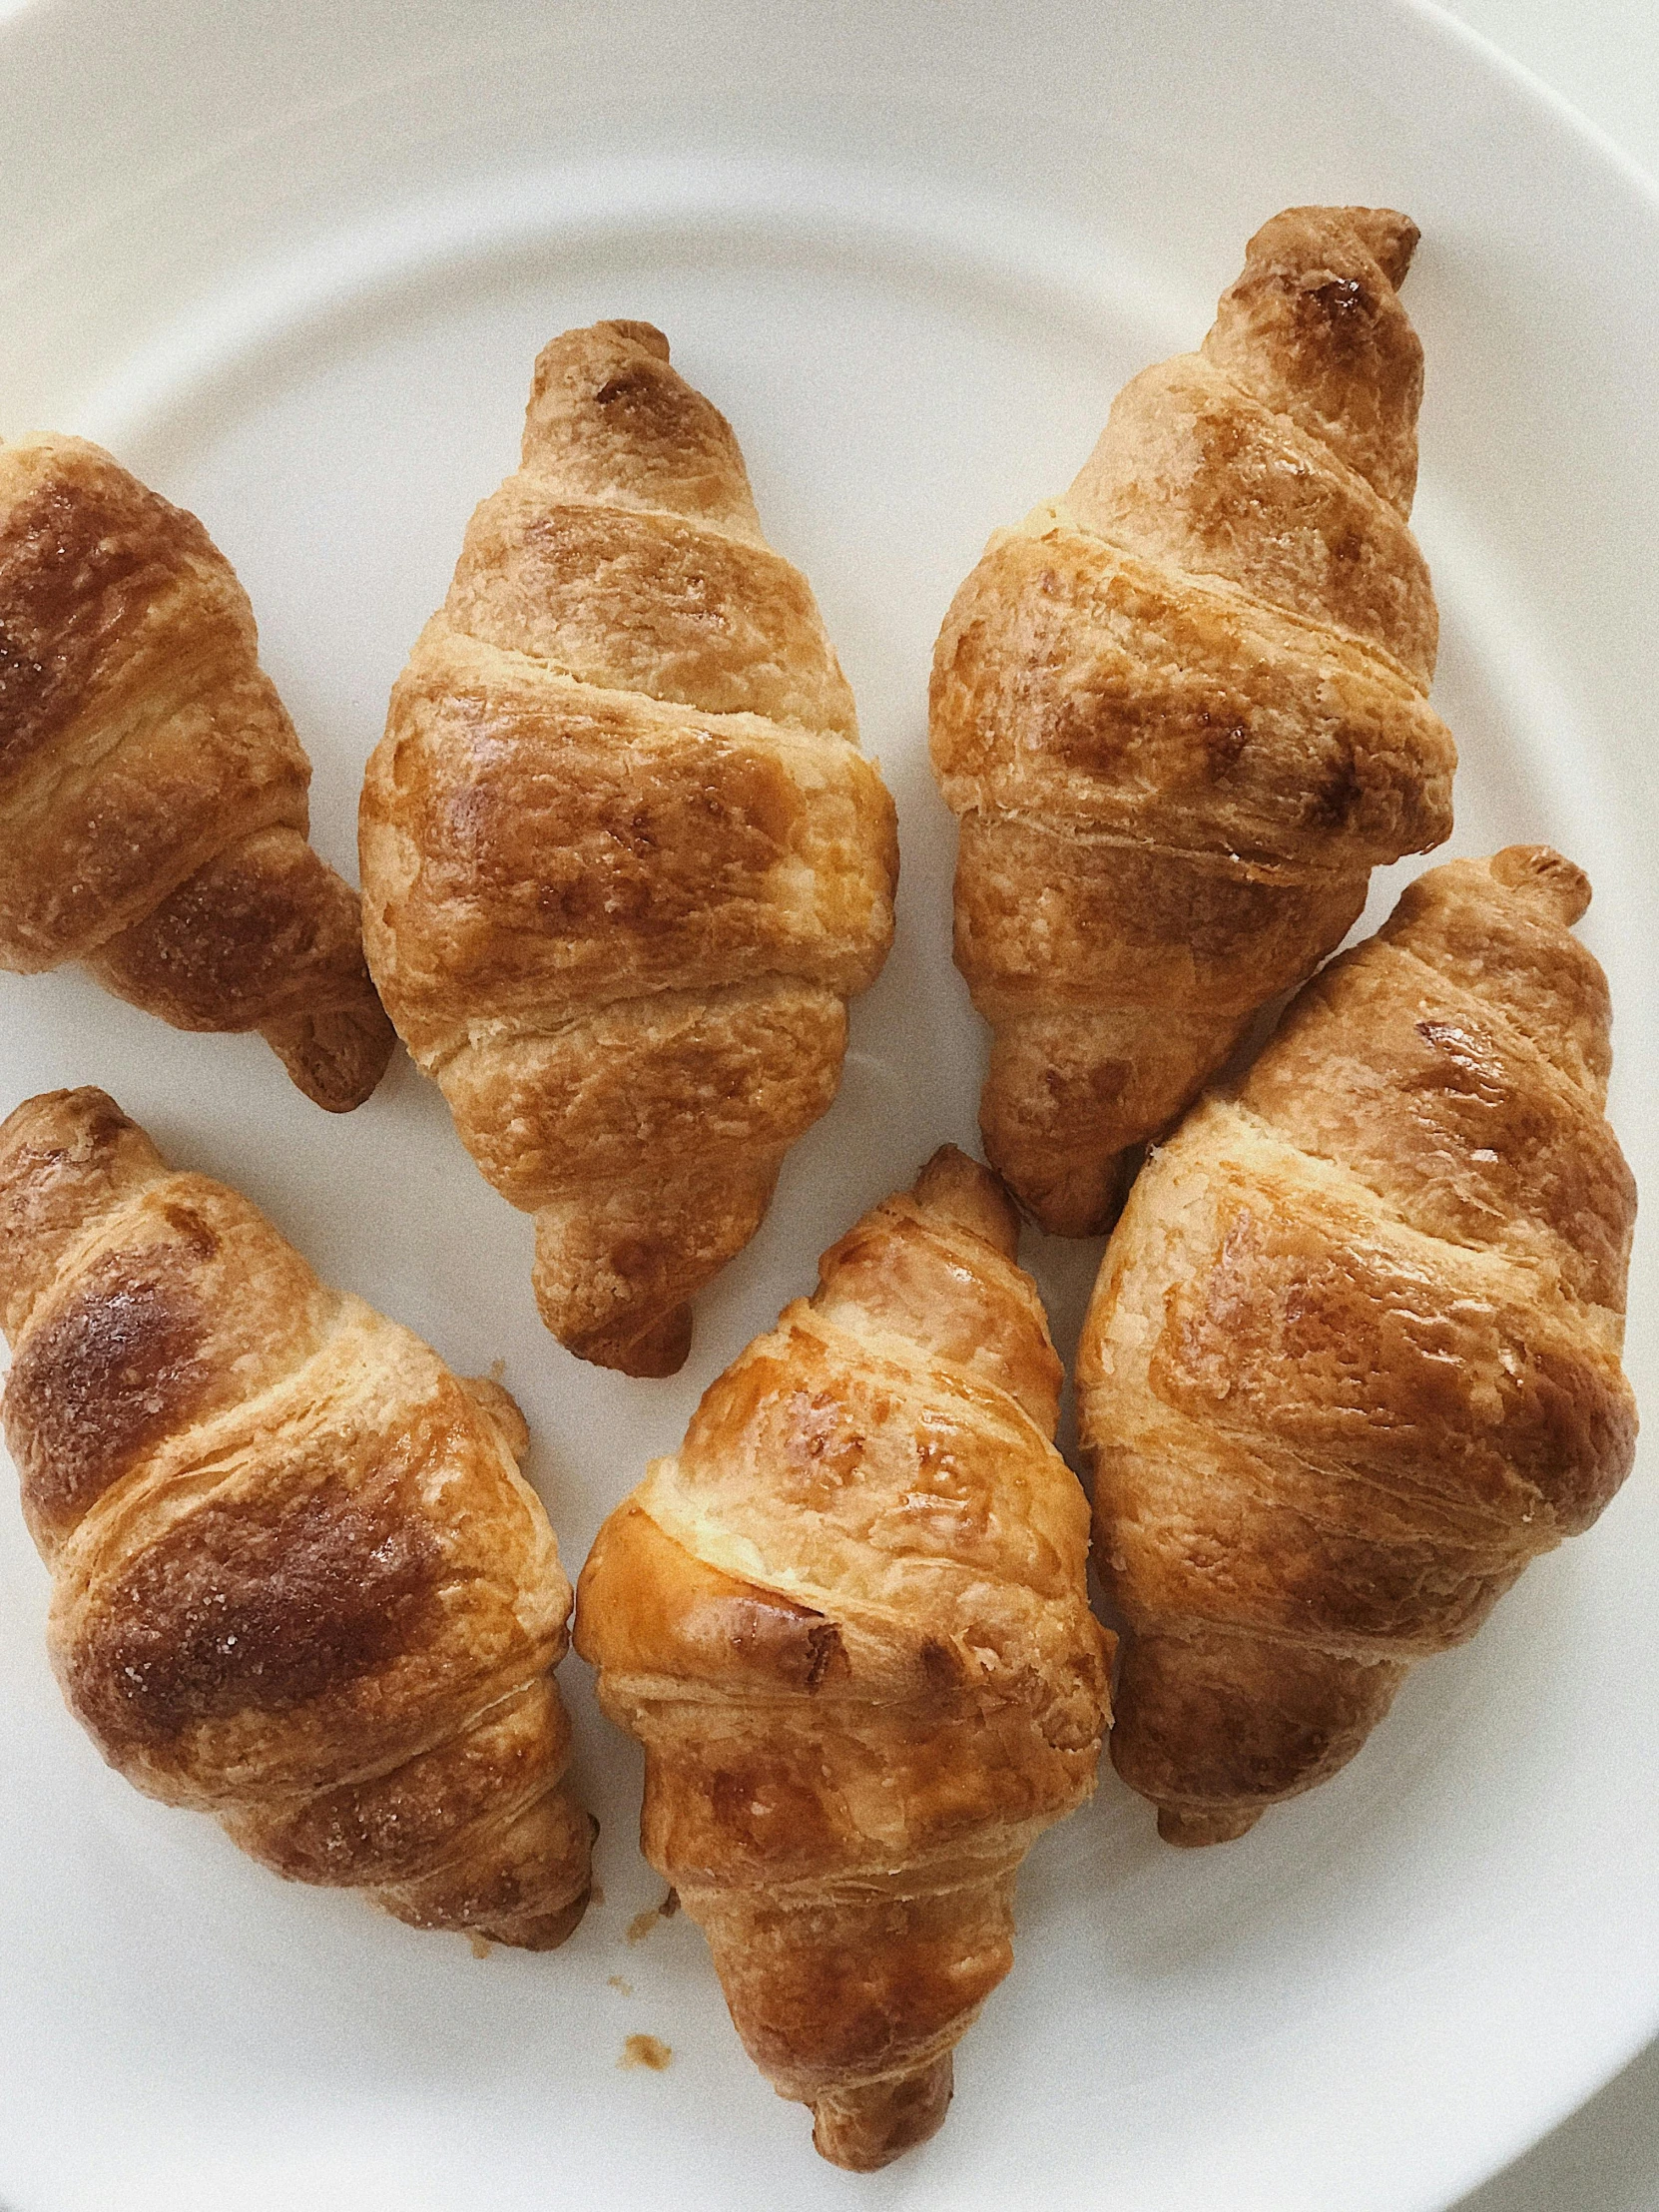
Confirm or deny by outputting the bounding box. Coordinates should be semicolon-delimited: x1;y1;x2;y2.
0;436;393;1111
931;205;1456;1234
1078;847;1638;1845
0;1086;591;1946
360;320;898;1377
576;1145;1111;2169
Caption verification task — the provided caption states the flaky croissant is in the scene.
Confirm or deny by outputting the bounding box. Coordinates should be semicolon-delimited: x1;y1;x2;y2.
0;436;393;1111
576;1145;1111;2168
0;1087;592;1945
1078;846;1638;1845
931;206;1456;1234
360;321;898;1377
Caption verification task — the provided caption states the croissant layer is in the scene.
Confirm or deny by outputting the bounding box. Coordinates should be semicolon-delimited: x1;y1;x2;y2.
931;206;1455;1232
577;1145;1111;2166
0;436;393;1109
1079;846;1638;1842
360;321;897;1372
0;1087;591;1944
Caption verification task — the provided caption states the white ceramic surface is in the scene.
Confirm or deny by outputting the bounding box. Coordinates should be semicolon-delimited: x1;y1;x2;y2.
0;4;1654;2210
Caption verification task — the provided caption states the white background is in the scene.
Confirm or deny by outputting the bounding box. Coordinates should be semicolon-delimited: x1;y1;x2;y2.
1439;8;1659;2206
0;3;1652;2208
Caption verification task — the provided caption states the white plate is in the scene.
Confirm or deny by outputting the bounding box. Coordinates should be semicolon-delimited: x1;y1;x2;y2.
0;3;1654;2208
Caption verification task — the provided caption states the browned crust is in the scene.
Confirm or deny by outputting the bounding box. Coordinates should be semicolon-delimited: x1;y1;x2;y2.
577;1146;1110;2167
929;207;1452;1233
1079;847;1639;1843
0;1086;590;1944
0;454;224;782
87;829;395;1110
0;434;391;1109
359;320;897;1371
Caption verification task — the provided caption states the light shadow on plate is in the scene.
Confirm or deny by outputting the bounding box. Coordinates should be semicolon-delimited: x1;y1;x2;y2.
1452;2031;1659;2212
1029;1542;1583;1992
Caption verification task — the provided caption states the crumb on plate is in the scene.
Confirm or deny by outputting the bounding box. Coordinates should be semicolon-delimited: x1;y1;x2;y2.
619;2033;673;2072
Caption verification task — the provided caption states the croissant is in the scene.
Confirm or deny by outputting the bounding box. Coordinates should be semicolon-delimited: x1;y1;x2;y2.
930;206;1456;1234
359;320;898;1376
1078;846;1638;1845
576;1145;1111;2167
0;436;393;1111
0;1086;592;1945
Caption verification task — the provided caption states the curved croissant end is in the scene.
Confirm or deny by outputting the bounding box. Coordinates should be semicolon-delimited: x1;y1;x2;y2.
1079;847;1638;1843
931;205;1455;1234
0;1087;592;1944
576;1145;1111;2166
360;321;898;1375
0;436;394;1111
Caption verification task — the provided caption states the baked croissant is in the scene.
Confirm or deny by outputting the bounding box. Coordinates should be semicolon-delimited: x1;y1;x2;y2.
1078;846;1638;1845
0;1086;592;1945
360;320;898;1376
576;1145;1111;2168
0;436;393;1111
931;206;1456;1234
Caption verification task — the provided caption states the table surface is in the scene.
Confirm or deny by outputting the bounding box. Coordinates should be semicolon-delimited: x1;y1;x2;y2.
1429;3;1659;2209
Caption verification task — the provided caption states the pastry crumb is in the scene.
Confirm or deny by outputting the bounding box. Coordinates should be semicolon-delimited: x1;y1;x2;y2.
626;1888;679;1943
468;1933;493;1960
589;1882;606;1906
608;1974;633;1996
619;2033;672;2071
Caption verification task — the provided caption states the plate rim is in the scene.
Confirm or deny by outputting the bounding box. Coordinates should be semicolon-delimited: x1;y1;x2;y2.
0;3;1654;2208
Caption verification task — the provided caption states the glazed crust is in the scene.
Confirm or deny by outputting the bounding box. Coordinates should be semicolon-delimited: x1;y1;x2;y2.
931;207;1456;1233
0;436;393;1111
0;1087;591;1946
576;1145;1111;2168
359;321;898;1374
1077;847;1638;1843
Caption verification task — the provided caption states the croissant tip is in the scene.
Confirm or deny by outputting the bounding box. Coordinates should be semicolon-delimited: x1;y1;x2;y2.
1156;1803;1264;1847
810;2053;954;2169
992;1147;1136;1240
0;1084;130;1153
1488;843;1592;926
563;1301;694;1378
1247;205;1419;292
262;1000;397;1111
531;319;673;398
474;1883;593;1950
910;1145;1021;1257
457;1373;531;1461
592;317;671;360
1343;206;1420;287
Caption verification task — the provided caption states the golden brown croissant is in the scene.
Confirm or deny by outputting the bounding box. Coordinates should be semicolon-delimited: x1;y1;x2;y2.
0;436;393;1111
1078;846;1638;1845
931;206;1456;1234
576;1145;1111;2168
359;320;898;1376
0;1086;592;1945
